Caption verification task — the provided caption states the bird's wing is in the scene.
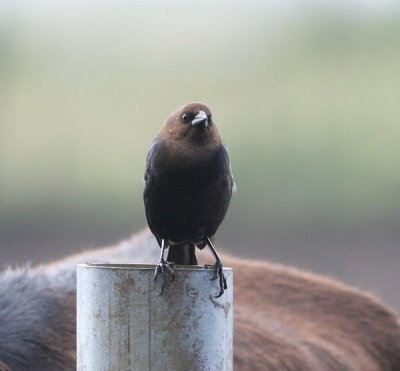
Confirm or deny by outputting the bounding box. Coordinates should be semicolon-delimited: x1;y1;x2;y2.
222;143;237;193
143;138;160;185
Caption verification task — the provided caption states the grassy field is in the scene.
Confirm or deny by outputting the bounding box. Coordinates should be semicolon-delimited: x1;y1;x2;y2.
1;3;399;306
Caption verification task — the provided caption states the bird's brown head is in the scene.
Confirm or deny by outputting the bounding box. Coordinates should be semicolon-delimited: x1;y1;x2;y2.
160;102;221;146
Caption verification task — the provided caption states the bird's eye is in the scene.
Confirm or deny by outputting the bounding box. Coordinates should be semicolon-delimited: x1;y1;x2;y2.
182;113;189;122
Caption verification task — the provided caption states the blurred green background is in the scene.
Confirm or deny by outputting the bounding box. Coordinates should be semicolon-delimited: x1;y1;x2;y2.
1;1;399;308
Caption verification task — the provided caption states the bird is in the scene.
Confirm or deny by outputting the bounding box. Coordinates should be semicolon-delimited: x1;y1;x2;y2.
143;102;235;298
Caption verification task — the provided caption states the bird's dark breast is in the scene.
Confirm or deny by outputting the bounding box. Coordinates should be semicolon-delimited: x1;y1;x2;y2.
144;143;232;245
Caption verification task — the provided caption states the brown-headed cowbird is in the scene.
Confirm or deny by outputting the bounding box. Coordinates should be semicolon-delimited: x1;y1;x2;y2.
143;102;235;297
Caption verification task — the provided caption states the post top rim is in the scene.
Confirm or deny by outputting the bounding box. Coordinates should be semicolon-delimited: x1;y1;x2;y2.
77;263;232;271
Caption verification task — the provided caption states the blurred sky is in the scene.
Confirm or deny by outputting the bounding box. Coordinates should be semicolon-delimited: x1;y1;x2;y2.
1;0;399;309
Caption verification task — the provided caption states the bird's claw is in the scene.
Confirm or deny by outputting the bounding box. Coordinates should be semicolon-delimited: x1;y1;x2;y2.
210;259;227;298
154;260;175;295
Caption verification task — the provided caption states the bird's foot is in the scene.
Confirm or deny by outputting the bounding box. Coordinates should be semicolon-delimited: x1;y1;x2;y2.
154;259;175;295
210;259;227;298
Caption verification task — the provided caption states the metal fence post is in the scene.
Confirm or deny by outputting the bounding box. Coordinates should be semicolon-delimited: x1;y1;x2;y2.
77;263;233;371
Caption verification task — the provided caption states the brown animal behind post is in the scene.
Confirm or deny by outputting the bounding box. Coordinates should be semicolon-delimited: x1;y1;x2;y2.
0;229;399;370
227;254;400;370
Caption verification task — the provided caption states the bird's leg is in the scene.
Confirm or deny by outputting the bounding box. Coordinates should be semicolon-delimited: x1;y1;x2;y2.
154;239;175;295
206;237;227;298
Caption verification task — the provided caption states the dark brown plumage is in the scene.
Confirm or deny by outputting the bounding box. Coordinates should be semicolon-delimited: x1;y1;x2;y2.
143;102;234;297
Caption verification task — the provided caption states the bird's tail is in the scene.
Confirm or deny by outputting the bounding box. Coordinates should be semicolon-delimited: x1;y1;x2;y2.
167;243;198;265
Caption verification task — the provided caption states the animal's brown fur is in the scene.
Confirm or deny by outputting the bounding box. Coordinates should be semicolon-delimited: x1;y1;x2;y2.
226;255;400;370
0;360;11;371
1;229;399;370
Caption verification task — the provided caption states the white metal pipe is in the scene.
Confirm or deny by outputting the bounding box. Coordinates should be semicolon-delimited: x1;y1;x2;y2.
77;263;233;371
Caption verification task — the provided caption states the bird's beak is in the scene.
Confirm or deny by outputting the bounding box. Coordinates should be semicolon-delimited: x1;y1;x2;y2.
191;110;208;127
